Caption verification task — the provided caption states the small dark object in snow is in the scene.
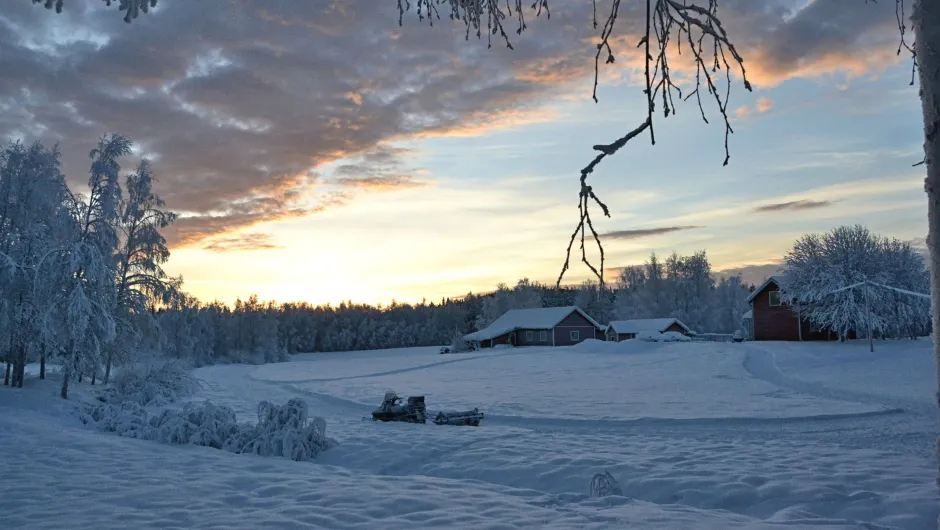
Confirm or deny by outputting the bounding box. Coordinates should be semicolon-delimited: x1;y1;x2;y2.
371;391;427;423
433;408;484;426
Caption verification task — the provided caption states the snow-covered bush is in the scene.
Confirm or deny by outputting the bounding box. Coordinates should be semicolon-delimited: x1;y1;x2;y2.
80;398;336;462
102;358;202;407
449;328;472;353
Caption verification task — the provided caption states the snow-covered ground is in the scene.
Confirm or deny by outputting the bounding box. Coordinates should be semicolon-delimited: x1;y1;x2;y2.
2;339;937;529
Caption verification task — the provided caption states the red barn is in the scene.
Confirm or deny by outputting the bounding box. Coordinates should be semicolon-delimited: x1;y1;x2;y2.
747;276;841;341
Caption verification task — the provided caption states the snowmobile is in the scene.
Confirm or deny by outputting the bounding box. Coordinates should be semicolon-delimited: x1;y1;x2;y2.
433;408;484;427
371;391;427;424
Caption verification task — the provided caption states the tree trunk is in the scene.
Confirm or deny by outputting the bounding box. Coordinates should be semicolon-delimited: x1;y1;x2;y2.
60;370;70;400
91;371;96;386
3;360;9;386
61;342;74;400
104;350;112;385
40;348;45;380
16;356;24;388
913;0;940;489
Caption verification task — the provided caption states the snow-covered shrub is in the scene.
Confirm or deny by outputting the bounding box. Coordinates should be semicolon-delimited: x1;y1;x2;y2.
103;358;202;407
81;398;336;462
589;471;623;497
449;329;472;353
80;400;152;439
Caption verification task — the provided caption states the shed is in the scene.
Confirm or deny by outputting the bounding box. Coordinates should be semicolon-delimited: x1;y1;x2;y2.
605;318;692;341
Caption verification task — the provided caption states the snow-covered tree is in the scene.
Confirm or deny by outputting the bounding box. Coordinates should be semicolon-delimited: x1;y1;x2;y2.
0;141;72;387
574;279;615;325
107;159;178;383
37;134;131;398
781;225;930;341
474;278;543;330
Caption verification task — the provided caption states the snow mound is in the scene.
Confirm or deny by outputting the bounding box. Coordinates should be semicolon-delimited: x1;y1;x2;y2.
101;358;202;407
81;397;336;461
566;338;664;354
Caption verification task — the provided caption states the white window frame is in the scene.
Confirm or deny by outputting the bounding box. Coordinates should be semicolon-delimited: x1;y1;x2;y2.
768;291;781;307
539;330;547;342
570;330;580;342
525;331;534;342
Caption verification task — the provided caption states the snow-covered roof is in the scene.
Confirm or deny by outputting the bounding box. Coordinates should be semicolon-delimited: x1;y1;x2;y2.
742;310;753;319
746;275;788;304
606;318;692;335
464;306;603;342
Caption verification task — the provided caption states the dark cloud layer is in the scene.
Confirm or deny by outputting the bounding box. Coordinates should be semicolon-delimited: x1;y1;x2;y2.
753;199;833;213
602;225;703;240
0;0;902;247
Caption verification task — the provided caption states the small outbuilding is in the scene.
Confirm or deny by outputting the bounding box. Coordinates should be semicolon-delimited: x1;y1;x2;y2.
605;318;692;342
464;306;604;349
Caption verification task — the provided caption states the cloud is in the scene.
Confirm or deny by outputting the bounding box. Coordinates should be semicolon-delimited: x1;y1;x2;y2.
714;262;785;286
329;145;430;191
752;200;834;213
601;225;703;240
0;0;908;248
738;95;775;118
201;232;284;252
755;96;774;113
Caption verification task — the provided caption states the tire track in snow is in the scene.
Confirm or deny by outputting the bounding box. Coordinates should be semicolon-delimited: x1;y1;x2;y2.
741;344;931;415
249;348;535;384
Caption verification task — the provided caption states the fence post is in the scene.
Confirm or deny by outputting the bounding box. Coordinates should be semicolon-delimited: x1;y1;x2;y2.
864;281;874;353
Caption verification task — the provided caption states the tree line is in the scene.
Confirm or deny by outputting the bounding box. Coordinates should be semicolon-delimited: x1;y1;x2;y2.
2;135;929;395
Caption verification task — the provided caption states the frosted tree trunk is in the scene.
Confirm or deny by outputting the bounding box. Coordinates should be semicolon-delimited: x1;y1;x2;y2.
914;0;940;486
104;352;112;384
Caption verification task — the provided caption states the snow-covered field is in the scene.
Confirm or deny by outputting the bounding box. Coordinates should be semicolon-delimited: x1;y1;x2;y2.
2;339;938;529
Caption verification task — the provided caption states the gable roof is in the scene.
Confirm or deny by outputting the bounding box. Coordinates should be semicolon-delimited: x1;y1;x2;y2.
464;306;603;342
746;275;788;304
606;318;692;335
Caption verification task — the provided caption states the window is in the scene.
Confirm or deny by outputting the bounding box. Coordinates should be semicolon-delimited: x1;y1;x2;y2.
525;331;534;342
809;321;822;333
539;330;547;342
570;330;580;342
768;291;781;307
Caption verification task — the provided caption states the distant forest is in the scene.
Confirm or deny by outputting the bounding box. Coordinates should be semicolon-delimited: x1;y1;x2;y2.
159;250;755;362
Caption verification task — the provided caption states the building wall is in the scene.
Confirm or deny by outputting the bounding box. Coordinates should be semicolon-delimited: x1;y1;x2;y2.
751;284;841;341
614;332;638;341
515;328;553;346
553;311;599;346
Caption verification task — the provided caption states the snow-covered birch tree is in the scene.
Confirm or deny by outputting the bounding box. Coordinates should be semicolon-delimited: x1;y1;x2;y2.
37;134;131;399
106;158;178;383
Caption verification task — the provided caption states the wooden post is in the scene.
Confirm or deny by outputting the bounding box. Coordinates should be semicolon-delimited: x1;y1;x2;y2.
864;281;874;353
797;305;803;342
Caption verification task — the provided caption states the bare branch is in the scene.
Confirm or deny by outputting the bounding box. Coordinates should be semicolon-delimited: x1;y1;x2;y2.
563;0;751;287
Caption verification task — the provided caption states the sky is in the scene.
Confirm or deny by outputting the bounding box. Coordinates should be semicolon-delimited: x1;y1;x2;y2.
0;0;928;306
